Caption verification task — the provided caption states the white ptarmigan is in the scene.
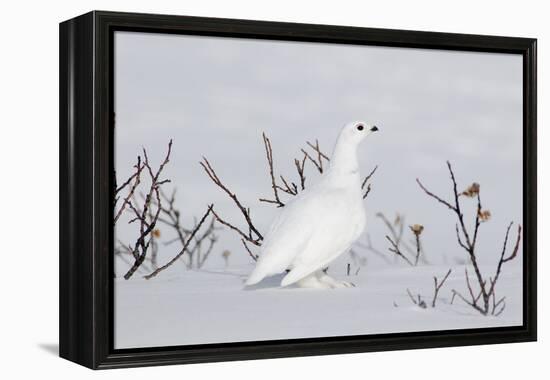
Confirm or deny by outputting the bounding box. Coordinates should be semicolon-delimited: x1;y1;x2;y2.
246;121;378;289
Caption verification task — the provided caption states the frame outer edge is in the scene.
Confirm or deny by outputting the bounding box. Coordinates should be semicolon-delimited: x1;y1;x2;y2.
525;38;537;340
59;11;96;369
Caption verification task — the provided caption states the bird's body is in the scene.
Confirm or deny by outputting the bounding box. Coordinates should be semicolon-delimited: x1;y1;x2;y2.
246;121;378;289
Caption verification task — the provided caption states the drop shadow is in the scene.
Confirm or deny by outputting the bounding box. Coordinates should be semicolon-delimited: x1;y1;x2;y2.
38;343;59;356
243;274;286;290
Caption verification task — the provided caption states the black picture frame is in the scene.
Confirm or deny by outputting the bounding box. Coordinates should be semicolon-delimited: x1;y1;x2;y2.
59;10;537;369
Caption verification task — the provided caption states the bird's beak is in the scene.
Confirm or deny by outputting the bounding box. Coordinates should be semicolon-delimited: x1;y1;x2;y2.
370;126;379;132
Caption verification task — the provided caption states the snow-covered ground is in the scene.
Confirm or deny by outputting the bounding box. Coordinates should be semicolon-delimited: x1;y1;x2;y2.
114;262;522;349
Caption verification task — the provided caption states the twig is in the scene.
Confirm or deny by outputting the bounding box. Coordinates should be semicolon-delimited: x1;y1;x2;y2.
407;289;417;305
377;213;416;258
294;155;307;190
432;269;452;307
413;233;422;266
261;133;285;207
362;165;378;199
416;178;456;212
303;139;329;174
241;238;258;261
386;235;414;266
487;223;522;299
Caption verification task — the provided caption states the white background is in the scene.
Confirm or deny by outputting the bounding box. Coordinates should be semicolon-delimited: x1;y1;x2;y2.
0;0;546;378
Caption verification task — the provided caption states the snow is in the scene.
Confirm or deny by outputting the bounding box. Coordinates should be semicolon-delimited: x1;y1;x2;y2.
114;262;522;349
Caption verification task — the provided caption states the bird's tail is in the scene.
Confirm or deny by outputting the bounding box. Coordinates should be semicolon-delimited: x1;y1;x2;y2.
245;265;266;286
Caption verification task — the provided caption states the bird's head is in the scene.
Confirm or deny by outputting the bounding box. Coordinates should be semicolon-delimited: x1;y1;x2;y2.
338;120;379;147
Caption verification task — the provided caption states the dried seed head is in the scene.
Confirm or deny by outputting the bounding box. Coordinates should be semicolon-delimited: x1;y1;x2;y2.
478;209;491;222
410;224;424;236
152;229;161;238
462;182;480;197
394;214;401;226
222;250;231;258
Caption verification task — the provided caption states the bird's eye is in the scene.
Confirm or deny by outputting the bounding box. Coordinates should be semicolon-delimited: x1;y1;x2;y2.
357;125;364;131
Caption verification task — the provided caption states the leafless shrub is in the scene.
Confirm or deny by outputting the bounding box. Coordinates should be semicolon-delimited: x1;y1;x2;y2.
417;161;521;316
406;269;452;309
115;140;221;279
155;189;219;269
200;133;378;260
359;213;428;265
384;220;425;266
144;206;214;279
113;141;172;279
406;288;428;309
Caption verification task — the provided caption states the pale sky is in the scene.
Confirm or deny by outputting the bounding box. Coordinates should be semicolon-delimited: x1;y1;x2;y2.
114;31;523;274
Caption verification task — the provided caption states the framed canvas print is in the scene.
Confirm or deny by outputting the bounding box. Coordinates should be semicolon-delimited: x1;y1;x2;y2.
59;11;537;369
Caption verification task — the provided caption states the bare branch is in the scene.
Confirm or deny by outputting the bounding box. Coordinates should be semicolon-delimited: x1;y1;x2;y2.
301;148;323;173
241;238;258;261
464;267;478;306
455;223;469;251
406;289;417;305
200;157;264;242
294;154;307;190
451;289;486;314
123;186;162;279
261;133;285;207
416;177;456;212
502;224;522;264
413;233;422;266
432;269;452;307
210;207;261;246
386;235;414;266
301;139;330;175
122;141;173;280
114;156;144;224
362;165;378;189
306;140;330;161
144;205;213;279
487;223;522;299
361;165;378;199
279;175;298;196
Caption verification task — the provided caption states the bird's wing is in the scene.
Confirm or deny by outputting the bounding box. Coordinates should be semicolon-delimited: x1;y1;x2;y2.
247;187;364;286
279;191;364;287
246;194;317;284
